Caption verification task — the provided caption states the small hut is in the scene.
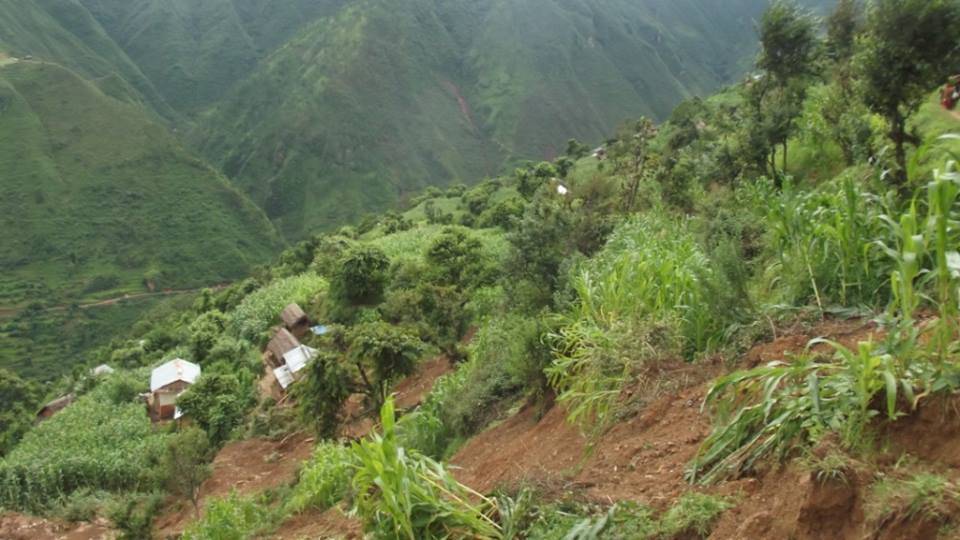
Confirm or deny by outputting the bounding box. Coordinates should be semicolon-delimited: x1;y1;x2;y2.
265;328;300;368
281;303;310;337
149;359;201;421
37;394;75;421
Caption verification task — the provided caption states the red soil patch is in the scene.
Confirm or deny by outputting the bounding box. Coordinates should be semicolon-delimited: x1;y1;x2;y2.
394;355;453;410
885;394;960;468
0;513;114;540
272;505;363;540
744;316;880;367
154;433;314;538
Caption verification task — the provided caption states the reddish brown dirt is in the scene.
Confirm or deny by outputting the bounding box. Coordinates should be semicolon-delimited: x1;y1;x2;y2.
884;394;960;468
0;513;114;540
272;505;363;540
744;316;880;367
394;355;453;410
154;433;315;538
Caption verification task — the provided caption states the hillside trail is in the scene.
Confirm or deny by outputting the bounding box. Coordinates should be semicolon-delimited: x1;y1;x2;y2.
0;284;229;319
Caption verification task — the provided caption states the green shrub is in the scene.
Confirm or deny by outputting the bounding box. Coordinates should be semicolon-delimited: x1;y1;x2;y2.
177;373;253;446
292;350;351;437
285;442;355;514
107;492;164;540
182;491;273;540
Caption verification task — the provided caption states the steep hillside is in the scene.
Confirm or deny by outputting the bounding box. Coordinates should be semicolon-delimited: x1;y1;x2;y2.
0;0;174;118
191;0;792;238
0;60;283;307
74;0;348;113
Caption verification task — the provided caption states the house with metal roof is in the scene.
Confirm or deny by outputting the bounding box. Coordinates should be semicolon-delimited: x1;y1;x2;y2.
149;358;201;421
265;328;301;368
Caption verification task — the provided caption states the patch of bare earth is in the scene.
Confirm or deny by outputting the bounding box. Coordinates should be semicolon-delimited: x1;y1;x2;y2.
450;317;960;538
271;505;362;540
0;513;114;540
154;433;315;538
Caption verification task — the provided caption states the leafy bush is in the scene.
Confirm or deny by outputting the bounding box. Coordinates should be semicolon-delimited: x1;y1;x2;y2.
349;322;424;408
292;350;351;437
177;372;253;446
285;442;355;514
182;491;273;540
107;492;164;540
229;274;326;342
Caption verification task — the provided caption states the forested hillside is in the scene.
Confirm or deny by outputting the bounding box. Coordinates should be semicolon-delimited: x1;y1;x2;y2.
4;2;960;539
192;0;800;237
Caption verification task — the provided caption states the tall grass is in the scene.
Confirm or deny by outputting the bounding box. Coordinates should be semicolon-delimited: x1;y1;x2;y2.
547;215;717;438
766;173;889;311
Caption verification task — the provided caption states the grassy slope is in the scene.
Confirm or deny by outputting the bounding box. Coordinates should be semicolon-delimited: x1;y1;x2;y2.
74;0;348;114
0;61;283;306
0;0;174;119
192;0;780;240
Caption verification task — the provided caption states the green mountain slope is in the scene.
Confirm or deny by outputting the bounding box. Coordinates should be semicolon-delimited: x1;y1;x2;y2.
0;0;174;118
190;0;790;239
74;0;347;113
0;60;283;306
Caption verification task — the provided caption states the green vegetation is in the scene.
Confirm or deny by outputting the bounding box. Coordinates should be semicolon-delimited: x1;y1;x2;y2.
0;380;167;512
7;0;960;537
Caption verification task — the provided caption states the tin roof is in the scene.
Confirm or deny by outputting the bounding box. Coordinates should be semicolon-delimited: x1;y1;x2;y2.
283;345;318;374
273;365;294;390
150;358;201;392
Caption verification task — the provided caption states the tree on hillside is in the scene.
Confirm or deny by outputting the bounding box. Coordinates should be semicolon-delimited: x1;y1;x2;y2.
0;369;39;455
856;0;960;191
750;1;819;182
329;245;391;320
826;0;861;63
162;427;212;518
293;349;350;437
349;322;424;409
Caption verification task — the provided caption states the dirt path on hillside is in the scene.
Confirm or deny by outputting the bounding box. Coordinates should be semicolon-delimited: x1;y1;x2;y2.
0;284;229;319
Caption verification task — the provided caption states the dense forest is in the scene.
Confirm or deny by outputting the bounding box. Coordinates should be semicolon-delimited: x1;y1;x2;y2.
3;0;960;539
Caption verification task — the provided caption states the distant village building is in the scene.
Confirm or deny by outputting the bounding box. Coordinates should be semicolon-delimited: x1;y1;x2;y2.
272;344;319;391
149;359;201;421
265;328;300;368
90;364;115;378
37;394;75;421
592;147;607;160
281;303;310;337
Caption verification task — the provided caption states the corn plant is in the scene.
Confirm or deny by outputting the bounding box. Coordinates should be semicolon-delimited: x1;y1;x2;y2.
924;164;960;360
767;175;888;311
688;340;922;485
351;398;502;540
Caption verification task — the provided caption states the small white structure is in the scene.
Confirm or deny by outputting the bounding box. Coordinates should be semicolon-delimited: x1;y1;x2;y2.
556;183;569;196
149;359;201;421
90;364;115;377
273;365;295;390
283;345;318;375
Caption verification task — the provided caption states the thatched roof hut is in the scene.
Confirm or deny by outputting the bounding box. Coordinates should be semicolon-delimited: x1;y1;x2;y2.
37;394;75;420
281;303;310;336
265;328;300;367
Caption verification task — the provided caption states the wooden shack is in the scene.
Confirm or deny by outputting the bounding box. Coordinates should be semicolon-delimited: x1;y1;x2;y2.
37;394;75;421
281;303;310;337
149;359;201;421
265;327;300;368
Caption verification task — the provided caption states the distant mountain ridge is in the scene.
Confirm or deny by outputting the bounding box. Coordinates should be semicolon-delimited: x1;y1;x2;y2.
0;0;835;245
